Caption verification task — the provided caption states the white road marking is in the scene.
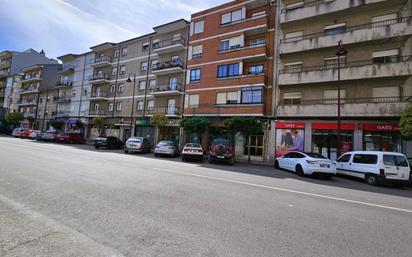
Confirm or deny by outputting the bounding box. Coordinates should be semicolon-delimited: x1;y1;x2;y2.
154;168;412;214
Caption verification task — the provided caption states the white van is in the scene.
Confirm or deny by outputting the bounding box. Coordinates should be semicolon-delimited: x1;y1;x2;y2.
335;151;410;186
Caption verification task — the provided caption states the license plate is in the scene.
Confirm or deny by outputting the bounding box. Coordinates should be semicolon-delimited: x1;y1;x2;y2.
320;164;330;168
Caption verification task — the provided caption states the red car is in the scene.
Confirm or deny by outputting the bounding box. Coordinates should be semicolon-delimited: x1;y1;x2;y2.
56;132;84;144
19;130;34;139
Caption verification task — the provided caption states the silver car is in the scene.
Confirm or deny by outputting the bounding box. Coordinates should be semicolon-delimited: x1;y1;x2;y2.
124;137;152;154
154;141;179;157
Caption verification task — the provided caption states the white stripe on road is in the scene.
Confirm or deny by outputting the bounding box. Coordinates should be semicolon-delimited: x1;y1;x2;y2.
154;168;412;214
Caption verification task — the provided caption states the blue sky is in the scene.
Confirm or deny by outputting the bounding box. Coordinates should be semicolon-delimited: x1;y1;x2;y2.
0;0;223;59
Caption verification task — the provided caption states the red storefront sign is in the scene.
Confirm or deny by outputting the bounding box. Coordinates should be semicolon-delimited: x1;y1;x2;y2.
312;123;355;130
276;122;305;129
361;123;400;132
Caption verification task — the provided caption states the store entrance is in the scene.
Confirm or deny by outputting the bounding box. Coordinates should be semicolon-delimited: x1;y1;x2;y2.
363;131;401;152
312;130;353;161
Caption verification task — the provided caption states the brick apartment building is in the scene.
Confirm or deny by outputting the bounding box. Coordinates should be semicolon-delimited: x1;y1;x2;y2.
185;0;275;162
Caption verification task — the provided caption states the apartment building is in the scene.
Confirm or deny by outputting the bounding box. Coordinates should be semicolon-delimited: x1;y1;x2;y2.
185;0;275;161
57;52;95;135
0;49;58;117
17;64;62;129
88;19;189;143
275;0;412;160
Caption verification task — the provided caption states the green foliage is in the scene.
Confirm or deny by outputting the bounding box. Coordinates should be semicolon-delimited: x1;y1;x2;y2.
5;112;24;126
224;117;263;138
92;117;105;128
50;120;64;131
180;117;209;138
150;113;168;128
400;104;412;139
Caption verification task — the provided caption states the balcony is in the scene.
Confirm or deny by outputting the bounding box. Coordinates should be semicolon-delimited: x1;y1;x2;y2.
147;105;180;116
54;96;72;103
19;87;39;95
18;99;37;106
150;83;184;96
277;96;412;117
0;81;6;88
153;37;186;55
220;12;268;36
218;43;268;62
55;110;72;117
20;74;41;83
0;91;5;97
281;16;412;54
92;56;113;68
279;55;412;85
89;91;108;100
89;74;111;84
0;70;9;78
23;111;36;118
56;81;73;88
59;65;74;74
152;60;184;76
0;60;11;69
281;0;386;23
88;110;106;117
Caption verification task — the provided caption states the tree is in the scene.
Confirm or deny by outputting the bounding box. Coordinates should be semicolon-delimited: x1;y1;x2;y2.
225;117;263;163
150;113;168;144
92;117;105;135
26;116;34;129
400;104;412;140
50;120;64;131
180;117;210;144
5;112;24;127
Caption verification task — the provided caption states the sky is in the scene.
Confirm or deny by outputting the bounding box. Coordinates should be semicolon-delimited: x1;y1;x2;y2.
0;0;223;59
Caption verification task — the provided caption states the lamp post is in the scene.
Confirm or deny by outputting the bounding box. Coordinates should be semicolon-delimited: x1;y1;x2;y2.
336;40;348;157
126;73;137;137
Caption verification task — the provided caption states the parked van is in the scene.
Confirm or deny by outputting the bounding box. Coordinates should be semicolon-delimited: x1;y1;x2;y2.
335;151;410;186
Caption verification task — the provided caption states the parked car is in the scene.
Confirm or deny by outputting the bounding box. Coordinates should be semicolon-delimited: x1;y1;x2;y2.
124;137;151;154
56;132;84;144
42;130;58;141
182;143;204;162
154;141;179;157
12;128;25;137
275;152;336;178
209;139;234;165
29;130;41;139
94;136;124;149
0;124;11;135
335;151;411;186
19;130;34;139
35;132;44;141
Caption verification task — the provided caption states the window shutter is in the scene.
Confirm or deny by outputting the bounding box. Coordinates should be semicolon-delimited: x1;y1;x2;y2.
227;92;238;101
372;49;399;58
216;93;226;104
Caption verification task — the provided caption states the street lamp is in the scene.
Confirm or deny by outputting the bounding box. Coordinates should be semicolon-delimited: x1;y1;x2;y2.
126;73;137;137
336;40;348;157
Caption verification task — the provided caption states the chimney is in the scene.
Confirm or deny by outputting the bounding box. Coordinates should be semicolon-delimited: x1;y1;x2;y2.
40;49;45;55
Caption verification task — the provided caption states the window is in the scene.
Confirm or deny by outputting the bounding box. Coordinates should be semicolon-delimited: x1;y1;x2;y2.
118;83;124;93
152;39;160;49
383;155;408;167
110;85;116;93
142;42;149;51
372;13;397;25
372;49;399;64
190;69;201;82
250;38;265;46
324;56;346;69
216;91;238;105
219;36;241;51
188;94;199;108
248;65;264;74
119;65;126;74
75;60;80;67
337;154;351;163
241;87;262;104
192;45;203;59
285;31;303;42
252;11;266;17
113;50;120;58
353;154;378;164
151;59;158;69
283;92;301;105
217;63;240;78
137;101;144;110
244;135;264;156
324;23;346;36
116;102;122;111
108;103;114;111
140;61;148;71
286;1;304;11
149;79;156;89
147;100;155;111
372;87;399;98
193;20;204;34
324;90;346;104
221;9;242;25
83;89;87;96
112;67;117;76
72;89;76;96
139;81;146;90
121;47;128;56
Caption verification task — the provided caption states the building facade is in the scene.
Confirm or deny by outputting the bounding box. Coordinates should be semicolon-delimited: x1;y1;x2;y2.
275;0;412;160
185;0;276;162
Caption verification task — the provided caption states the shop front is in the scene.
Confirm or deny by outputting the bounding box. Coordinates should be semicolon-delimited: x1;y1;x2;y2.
275;122;305;158
361;123;401;152
135;118;155;146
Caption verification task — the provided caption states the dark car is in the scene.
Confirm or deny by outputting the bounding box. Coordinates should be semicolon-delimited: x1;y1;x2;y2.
209;139;234;165
0;124;11;135
94;136;124;149
56;132;84;144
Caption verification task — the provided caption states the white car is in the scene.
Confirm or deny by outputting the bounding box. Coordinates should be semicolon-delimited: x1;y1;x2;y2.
124;137;151;154
11;128;25;137
275;151;336;177
29;130;41;139
154;141;179;157
182;143;204;162
335;151;410;186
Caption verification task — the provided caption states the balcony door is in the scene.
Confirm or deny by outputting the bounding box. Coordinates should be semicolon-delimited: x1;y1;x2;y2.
169;77;177;90
96;87;101;97
167;99;176;115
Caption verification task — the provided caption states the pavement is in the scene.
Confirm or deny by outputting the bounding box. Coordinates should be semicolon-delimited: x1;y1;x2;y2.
0;135;412;257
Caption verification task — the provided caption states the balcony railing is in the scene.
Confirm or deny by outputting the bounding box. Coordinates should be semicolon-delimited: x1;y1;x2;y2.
153;37;186;49
218;42;266;53
147;105;180;115
60;65;74;73
279;96;412;106
280;55;412;74
150;83;183;93
281;16;412;42
56;81;73;87
23;112;36;118
19;87;39;93
0;70;8;77
18;99;36;105
281;0;333;13
93;56;112;64
55;110;71;116
54;96;72;102
22;74;41;81
89;110;106;116
89;74;110;81
152;60;184;71
90;91;108;98
220;12;267;27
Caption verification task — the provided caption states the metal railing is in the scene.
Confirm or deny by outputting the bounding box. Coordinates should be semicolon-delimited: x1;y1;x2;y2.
18;99;36;104
152;60;184;71
147;106;180;115
150;83;183;93
56;81;73;87
280;55;412;74
89;74;111;81
279;96;412;106
19;87;39;93
93;56;112;64
281;0;335;13
282;16;412;42
218;43;266;53
23;112;36;117
90;91;108;98
89;110;106;116
220;12;267;27
153;37;186;49
54;96;72;102
21;74;41;81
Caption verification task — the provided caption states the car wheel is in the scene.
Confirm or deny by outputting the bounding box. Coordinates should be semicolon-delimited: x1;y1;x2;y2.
154;153;158;157
295;165;304;177
274;160;280;169
365;174;378;186
95;146;99;149
124;150;129;154
209;157;214;164
182;157;186;162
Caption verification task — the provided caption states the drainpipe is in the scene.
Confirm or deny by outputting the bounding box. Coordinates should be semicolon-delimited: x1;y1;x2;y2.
272;0;281;119
180;24;191;149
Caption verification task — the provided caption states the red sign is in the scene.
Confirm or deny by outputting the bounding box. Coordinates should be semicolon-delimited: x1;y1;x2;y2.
361;123;400;132
312;123;355;130
276;122;305;129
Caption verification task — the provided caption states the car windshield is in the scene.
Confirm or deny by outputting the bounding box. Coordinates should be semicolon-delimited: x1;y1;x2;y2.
186;143;201;148
128;138;143;143
383;155;409;167
159;141;173;146
305;153;327;159
212;139;231;145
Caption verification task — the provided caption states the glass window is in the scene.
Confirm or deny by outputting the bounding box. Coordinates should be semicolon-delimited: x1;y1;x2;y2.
217;63;239;78
138;81;146;90
140;61;148;71
248;65;264;74
188;94;199;108
353;154;378;164
250;38;265;46
190;69;201;82
113;50;120;57
312;130;353;161
110;85;116;93
337;154;351;163
324;23;347;36
121;47;128;56
241;87;262;104
142;43;149;51
108;103;114;111
221;9;242;25
193;20;204;34
363;131;401;152
111;67;117;76
118;84;124;93
244;135;264;156
383;155;408;167
192;45;203;59
116;102;122;111
119;66;126;74
219;40;230;51
137;101;144;110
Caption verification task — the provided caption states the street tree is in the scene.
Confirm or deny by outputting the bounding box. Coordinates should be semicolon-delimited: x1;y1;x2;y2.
150;113;168;144
50;120;64;131
92;117;105;135
180;117;209;144
5;112;24;128
400;104;412;139
225;117;263;163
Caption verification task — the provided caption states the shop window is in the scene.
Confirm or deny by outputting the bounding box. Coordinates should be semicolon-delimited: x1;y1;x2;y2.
241;87;262;104
312;130;353;161
363;131;401;152
244;135;264;156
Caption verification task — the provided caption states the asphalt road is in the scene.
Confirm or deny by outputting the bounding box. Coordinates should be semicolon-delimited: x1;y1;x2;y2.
0;136;412;257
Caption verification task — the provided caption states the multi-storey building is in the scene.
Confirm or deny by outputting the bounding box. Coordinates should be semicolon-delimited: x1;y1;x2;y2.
185;0;275;161
17;64;61;129
0;49;58;117
88;19;189;143
275;0;412;160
